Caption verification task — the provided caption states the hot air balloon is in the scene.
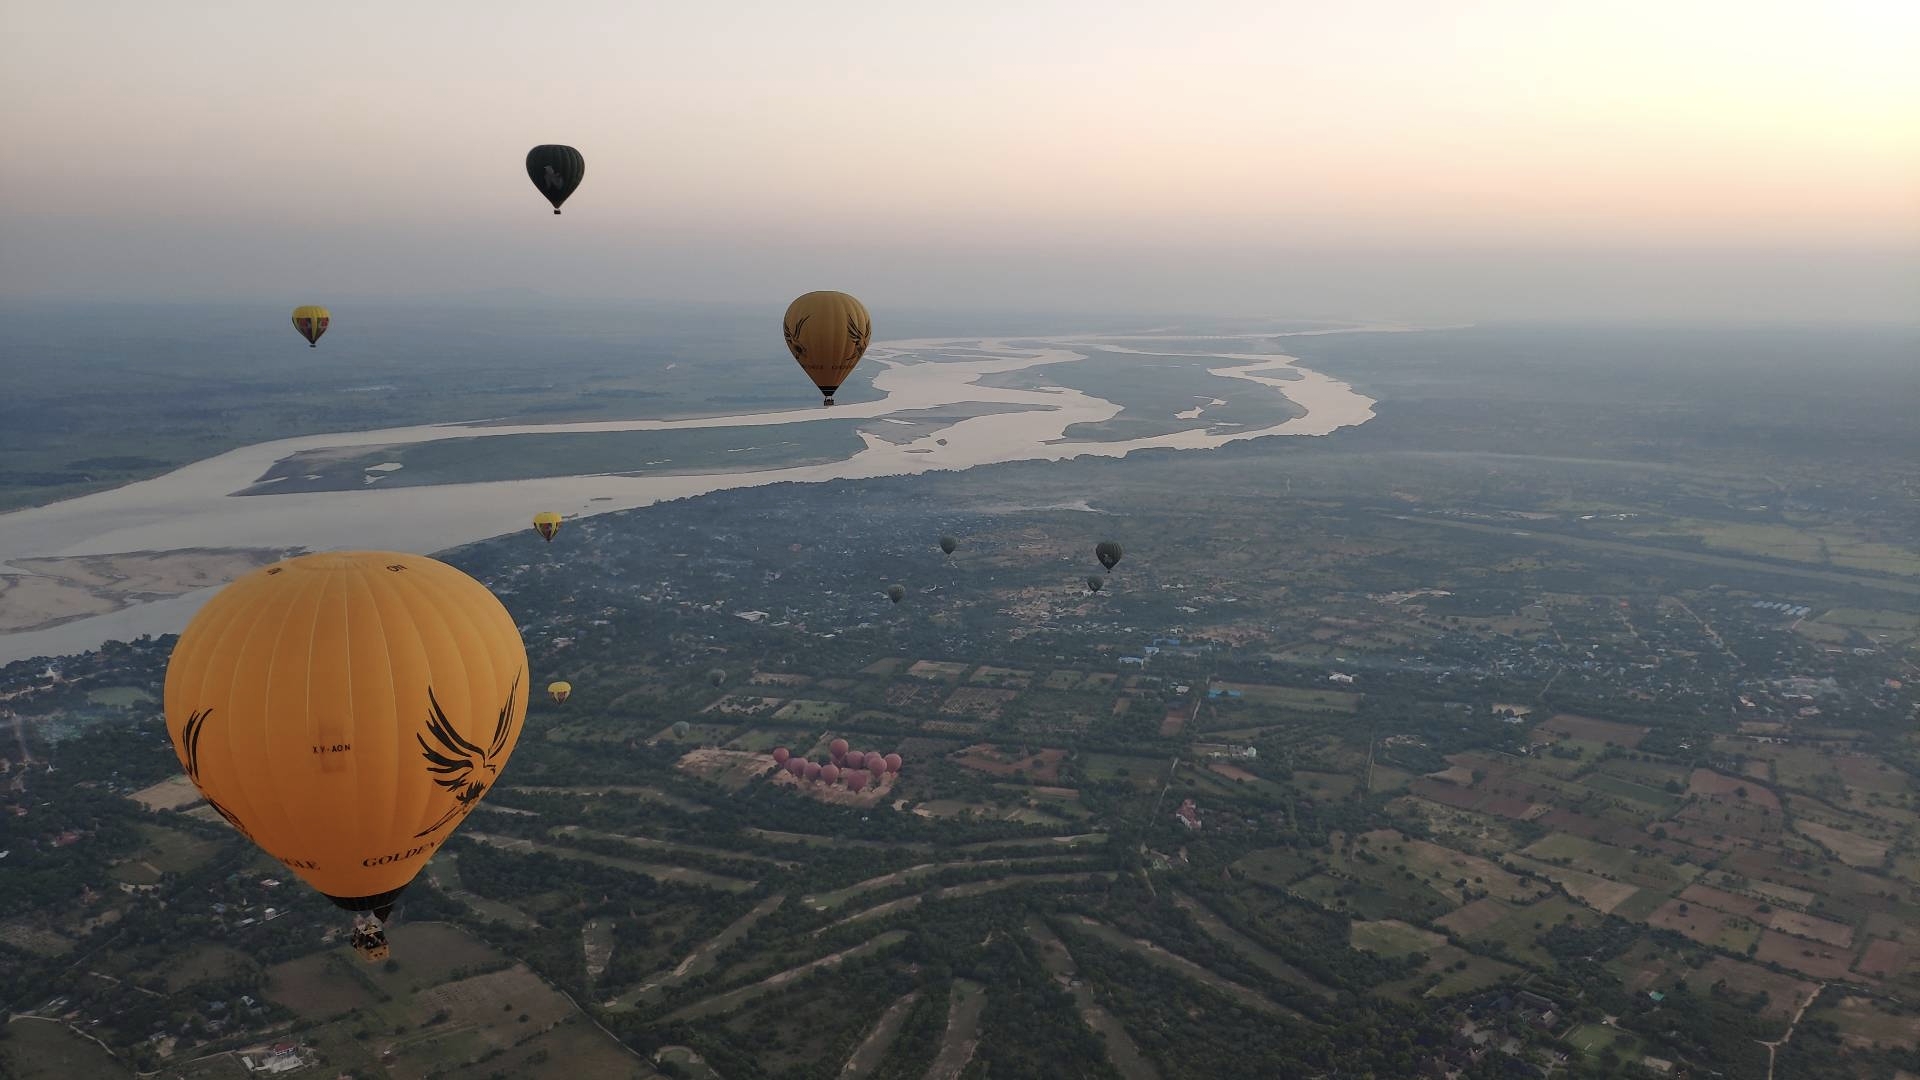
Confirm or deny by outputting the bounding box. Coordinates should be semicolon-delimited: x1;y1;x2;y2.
820;763;840;785
883;753;902;774
547;681;572;704
939;535;957;555
163;551;526;961
1086;576;1104;593
829;738;849;758
845;750;866;770
532;512;562;543
804;761;823;782
1096;540;1123;572
291;306;330;348
887;585;905;605
708;668;727;688
786;758;807;777
782;291;871;405
848;771;870;794
672;721;692;738
525;145;585;214
772;747;791;765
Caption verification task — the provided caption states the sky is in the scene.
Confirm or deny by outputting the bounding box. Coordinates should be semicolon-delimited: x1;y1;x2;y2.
2;0;1915;322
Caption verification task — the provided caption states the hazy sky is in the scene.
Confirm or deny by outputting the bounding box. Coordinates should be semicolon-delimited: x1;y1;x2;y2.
3;0;1915;321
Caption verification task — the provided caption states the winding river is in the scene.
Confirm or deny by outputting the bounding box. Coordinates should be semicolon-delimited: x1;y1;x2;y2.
0;332;1378;663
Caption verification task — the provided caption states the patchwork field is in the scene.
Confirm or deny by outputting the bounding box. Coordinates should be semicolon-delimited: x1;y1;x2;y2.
1816;995;1920;1051
772;699;848;722
1;1018;131;1080
1538;714;1650;747
951;743;1067;781
1645;898;1760;952
1680;958;1819;1024
676;747;778;790
1210;682;1360;712
1753;929;1855;979
1794;818;1890;867
1506;857;1641;914
126;774;203;811
1855;939;1917;979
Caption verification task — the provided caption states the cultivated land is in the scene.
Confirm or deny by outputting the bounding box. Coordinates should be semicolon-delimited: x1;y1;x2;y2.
4;323;1918;1079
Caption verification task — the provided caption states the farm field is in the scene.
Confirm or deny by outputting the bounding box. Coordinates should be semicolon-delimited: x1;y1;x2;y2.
2;1019;132;1079
12;383;1920;1080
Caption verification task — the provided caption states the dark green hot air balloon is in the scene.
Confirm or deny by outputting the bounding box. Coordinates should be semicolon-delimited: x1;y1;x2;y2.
708;668;727;688
939;535;957;555
887;584;906;605
672;720;692;738
1087;575;1103;593
1095;540;1123;572
525;145;585;214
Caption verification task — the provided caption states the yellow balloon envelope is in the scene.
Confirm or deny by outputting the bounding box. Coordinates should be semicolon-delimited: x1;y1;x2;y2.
532;512;562;542
291;305;330;348
162;551;527;918
547;681;572;704
781;291;871;404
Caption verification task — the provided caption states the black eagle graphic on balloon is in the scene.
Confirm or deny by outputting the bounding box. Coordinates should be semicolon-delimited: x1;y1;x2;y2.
845;315;869;362
413;675;521;839
782;314;810;361
181;708;253;841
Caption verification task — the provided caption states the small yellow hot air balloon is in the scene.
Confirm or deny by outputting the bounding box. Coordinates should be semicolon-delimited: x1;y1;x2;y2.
291;305;330;348
532;512;563;543
163;551;527;960
548;681;572;704
781;291;871;405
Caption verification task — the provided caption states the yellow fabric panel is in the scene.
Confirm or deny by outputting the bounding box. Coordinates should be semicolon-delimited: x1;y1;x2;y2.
781;291;872;393
163;552;527;904
290;305;330;345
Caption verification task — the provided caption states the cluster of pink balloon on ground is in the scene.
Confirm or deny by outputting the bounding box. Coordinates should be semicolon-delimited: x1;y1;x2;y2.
771;739;903;794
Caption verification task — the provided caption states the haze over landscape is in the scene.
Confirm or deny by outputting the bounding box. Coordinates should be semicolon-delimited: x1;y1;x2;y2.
4;0;1916;319
0;4;1916;1080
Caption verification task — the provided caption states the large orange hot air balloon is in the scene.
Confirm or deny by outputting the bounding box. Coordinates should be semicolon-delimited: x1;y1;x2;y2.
781;291;871;405
532;512;562;543
163;551;527;960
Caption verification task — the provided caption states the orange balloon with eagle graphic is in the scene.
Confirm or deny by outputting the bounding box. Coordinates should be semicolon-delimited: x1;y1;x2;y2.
162;551;527;960
781;291;871;405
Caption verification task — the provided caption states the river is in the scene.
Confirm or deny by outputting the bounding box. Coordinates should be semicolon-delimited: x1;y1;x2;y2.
0;332;1377;663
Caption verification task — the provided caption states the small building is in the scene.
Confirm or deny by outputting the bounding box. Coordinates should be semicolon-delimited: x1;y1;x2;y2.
242;1042;307;1075
1328;672;1355;684
1174;799;1201;831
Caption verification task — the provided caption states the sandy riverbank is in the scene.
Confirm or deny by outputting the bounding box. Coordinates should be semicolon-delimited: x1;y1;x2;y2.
0;549;287;634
